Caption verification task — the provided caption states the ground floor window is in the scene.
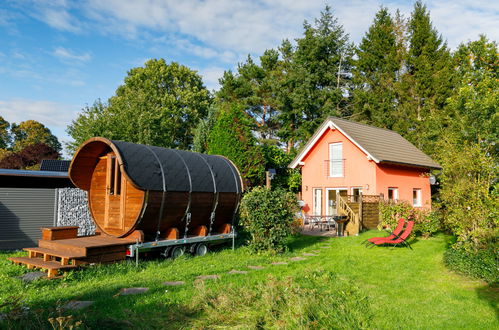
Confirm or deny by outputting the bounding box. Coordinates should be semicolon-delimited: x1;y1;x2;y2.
413;188;422;207
351;187;362;202
388;187;398;201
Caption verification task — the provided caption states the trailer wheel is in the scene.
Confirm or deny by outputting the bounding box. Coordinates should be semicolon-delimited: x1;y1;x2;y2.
170;246;185;259
194;243;208;256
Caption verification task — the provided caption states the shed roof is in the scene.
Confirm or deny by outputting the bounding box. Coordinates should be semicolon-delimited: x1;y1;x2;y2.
289;117;441;170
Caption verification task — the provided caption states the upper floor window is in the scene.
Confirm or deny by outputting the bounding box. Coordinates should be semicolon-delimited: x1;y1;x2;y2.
413;188;422;207
329;142;343;177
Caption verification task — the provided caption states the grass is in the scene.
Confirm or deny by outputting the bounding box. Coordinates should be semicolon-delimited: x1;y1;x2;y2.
0;231;497;329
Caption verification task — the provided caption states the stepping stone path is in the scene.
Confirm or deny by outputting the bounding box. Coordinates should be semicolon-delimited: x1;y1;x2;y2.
62;301;94;310
311;250;321;253
228;269;248;275
196;275;220;280
302;253;318;256
272;261;288;265
290;257;306;261
18;271;46;282
162;281;185;286
119;287;149;295
247;265;264;270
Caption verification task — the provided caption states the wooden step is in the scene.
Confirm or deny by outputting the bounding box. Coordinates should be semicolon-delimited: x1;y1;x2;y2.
8;257;78;278
38;239;87;256
24;247;86;259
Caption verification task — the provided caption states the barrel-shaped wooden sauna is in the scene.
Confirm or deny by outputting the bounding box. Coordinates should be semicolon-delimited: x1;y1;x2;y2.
69;137;243;241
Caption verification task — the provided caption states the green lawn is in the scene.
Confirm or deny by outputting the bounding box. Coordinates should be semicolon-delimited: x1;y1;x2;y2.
0;232;497;329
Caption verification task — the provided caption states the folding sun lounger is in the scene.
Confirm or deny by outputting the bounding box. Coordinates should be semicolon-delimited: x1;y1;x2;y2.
363;218;406;246
368;221;414;249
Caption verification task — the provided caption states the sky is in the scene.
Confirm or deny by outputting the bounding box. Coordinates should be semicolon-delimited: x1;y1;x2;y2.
0;0;497;157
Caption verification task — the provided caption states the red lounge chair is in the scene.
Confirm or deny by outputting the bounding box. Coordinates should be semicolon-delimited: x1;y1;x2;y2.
363;218;406;246
369;221;414;249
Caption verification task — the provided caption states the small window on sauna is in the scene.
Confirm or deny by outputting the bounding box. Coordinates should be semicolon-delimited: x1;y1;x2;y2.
115;159;121;195
413;188;422;207
108;156;122;195
388;187;398;201
109;157;115;195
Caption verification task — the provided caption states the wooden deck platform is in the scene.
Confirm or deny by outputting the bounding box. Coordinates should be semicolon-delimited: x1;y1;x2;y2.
8;227;137;278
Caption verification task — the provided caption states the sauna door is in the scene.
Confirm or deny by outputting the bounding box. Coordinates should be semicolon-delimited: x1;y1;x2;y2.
104;153;124;230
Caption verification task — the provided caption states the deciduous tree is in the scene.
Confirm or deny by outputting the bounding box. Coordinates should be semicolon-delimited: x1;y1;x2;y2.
10;120;61;153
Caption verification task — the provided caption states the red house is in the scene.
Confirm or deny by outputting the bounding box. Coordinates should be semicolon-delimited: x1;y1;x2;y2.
289;117;441;234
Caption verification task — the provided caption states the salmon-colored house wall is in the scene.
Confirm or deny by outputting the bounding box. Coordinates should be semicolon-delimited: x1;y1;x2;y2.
299;127;433;215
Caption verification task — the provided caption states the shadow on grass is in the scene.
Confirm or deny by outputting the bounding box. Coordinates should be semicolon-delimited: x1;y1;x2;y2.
476;283;499;322
287;235;327;252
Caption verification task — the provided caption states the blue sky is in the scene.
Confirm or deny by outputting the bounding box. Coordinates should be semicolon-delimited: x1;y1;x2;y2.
0;0;497;156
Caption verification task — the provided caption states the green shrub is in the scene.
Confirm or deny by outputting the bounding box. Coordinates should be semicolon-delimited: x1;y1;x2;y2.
186;270;373;329
379;200;441;238
444;245;498;284
239;187;298;253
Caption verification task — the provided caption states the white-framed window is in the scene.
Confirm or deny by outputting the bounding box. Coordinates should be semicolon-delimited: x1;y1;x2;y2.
329;142;343;177
388;187;398;201
351;187;362;202
413;188;422;207
313;188;322;215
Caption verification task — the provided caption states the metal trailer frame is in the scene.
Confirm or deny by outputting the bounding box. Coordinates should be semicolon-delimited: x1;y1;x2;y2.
127;229;236;265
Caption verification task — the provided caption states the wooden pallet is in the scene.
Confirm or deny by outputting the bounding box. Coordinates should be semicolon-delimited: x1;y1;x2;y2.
9;227;137;278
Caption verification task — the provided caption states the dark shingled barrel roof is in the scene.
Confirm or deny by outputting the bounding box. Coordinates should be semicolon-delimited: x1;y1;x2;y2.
111;140;242;193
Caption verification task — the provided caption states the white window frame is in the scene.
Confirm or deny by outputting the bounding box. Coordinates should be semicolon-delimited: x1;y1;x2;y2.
351;187;363;202
413;188;422;207
388;187;398;201
313;188;322;215
329;142;343;177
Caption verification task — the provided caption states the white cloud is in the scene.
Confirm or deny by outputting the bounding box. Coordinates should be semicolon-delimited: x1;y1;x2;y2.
196;66;227;91
0;99;79;129
0;98;81;157
53;46;92;62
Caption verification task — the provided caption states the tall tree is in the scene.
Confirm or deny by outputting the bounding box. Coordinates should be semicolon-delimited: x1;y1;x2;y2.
397;1;455;154
0;116;10;150
10;120;61;153
351;7;402;128
217;50;281;142
207;104;265;187
67;59;211;153
284;6;353;148
446;36;498;157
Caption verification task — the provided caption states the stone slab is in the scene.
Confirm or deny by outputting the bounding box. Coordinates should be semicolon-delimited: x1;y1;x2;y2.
62;301;94;310
17;271;47;282
271;261;288;265
196;275;220;280
228;269;248;274
162;281;185;286
302;253;318;256
119;287;149;295
290;257;306;261
247;265;264;270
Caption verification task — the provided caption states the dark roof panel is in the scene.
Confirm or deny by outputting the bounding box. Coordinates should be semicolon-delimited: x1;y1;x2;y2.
111;140;242;193
40;160;71;172
330;117;441;169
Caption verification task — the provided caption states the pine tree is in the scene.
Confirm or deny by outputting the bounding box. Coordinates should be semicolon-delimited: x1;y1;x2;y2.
283;6;353;149
351;7;401;128
397;1;455;154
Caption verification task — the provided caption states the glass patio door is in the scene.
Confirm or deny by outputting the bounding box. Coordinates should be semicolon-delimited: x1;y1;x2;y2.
326;188;347;216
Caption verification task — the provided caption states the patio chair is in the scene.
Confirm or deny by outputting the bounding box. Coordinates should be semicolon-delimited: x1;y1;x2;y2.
368;221;414;249
362;218;406;246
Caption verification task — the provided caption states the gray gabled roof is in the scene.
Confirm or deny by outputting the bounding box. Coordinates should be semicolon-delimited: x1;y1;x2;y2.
289;117;441;170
